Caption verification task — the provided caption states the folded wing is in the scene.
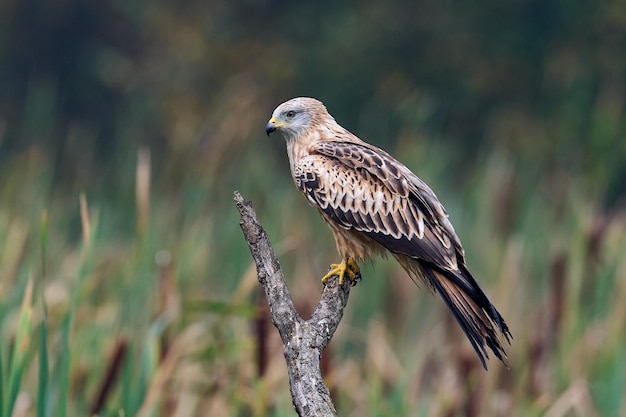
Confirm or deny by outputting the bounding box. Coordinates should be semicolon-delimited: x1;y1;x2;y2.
295;140;511;368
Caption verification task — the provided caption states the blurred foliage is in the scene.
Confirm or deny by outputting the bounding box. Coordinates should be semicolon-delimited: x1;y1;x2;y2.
1;0;625;202
0;0;625;416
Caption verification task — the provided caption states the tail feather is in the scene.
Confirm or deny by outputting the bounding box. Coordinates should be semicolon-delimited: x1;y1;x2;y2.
429;269;510;368
397;255;511;369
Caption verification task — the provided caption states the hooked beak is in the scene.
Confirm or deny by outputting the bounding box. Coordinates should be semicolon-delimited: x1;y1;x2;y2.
265;121;276;136
266;117;288;136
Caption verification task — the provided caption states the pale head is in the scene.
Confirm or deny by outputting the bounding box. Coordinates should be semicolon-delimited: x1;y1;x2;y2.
266;97;333;141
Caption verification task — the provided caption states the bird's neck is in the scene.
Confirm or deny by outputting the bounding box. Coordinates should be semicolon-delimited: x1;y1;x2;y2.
285;131;317;174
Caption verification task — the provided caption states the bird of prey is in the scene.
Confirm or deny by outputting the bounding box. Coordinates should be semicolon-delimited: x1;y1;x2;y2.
266;97;511;368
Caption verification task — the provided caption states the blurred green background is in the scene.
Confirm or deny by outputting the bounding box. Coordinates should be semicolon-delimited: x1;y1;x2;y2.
1;0;625;416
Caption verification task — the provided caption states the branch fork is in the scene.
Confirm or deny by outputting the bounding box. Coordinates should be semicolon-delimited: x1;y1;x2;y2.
234;191;351;417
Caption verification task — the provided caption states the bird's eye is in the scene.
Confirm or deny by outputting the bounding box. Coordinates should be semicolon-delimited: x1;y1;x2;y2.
286;110;296;118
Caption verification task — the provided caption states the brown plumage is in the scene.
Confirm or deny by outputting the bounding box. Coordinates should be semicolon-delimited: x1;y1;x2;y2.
266;97;511;369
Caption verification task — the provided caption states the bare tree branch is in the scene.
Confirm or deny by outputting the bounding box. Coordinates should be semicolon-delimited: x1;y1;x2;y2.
234;191;351;417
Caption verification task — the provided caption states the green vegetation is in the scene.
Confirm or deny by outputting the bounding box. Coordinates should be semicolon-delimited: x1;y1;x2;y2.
1;1;625;416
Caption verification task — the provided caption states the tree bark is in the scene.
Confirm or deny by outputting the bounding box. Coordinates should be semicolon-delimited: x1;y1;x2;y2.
234;191;351;417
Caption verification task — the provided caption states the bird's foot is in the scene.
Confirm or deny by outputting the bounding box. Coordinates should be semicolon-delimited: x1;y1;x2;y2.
321;257;361;286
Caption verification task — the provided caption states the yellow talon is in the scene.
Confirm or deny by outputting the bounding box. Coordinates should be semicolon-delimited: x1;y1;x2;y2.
321;257;361;285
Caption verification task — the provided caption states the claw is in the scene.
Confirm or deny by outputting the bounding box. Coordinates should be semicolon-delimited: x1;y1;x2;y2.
321;257;361;285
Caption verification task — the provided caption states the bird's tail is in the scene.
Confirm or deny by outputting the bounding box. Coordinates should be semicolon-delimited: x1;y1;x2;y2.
397;255;512;369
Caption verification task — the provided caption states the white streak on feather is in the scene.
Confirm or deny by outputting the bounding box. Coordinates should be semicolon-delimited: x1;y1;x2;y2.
374;191;386;214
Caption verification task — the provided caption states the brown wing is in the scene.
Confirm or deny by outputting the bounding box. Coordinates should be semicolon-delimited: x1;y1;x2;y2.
294;140;511;368
295;140;462;275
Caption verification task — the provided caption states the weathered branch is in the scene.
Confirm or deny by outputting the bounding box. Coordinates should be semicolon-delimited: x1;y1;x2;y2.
234;191;351;417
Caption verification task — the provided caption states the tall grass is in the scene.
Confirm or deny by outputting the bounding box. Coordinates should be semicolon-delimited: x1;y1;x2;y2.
0;114;624;416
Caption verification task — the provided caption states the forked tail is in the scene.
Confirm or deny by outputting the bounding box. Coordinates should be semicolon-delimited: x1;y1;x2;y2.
421;263;512;369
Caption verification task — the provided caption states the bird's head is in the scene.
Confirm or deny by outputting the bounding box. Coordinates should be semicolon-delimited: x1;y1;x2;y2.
266;97;331;141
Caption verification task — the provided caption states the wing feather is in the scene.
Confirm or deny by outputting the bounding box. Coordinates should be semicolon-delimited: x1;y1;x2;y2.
298;141;458;270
